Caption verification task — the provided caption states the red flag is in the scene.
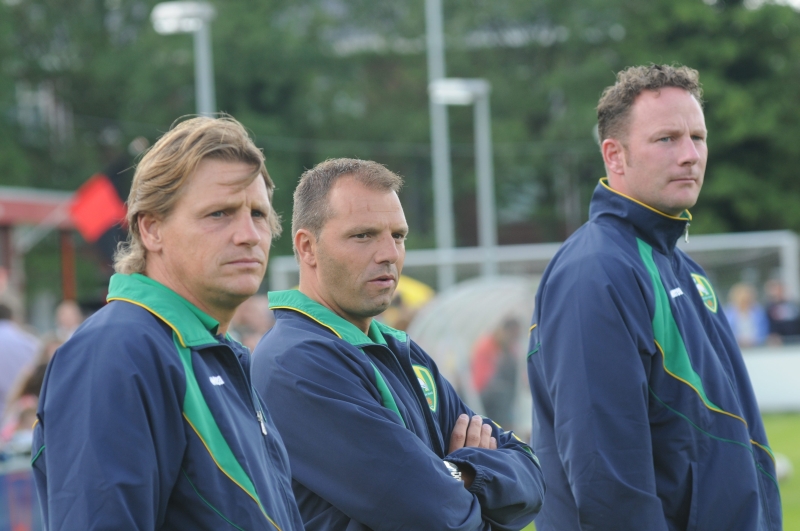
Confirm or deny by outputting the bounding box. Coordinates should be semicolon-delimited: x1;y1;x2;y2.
69;174;127;243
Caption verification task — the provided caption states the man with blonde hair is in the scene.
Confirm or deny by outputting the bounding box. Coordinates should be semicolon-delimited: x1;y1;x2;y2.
33;115;304;530
528;64;781;530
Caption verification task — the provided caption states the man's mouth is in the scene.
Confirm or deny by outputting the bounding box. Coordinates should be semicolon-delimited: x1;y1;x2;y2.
226;257;263;266
369;274;396;287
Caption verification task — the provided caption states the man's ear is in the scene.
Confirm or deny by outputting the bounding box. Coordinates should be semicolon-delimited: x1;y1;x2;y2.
138;213;164;253
294;229;317;267
601;138;626;177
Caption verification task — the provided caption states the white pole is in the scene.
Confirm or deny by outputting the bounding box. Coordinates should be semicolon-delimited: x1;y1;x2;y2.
474;89;497;276
193;20;216;116
425;0;456;290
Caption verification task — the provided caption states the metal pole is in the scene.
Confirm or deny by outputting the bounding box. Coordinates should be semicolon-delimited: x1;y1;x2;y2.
474;90;497;276
0;226;11;272
194;21;216;116
425;0;456;290
780;232;800;301
59;230;77;301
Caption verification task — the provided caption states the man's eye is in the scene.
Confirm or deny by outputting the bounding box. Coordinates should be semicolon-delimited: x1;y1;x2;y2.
252;209;265;218
354;233;368;239
657;137;672;142
210;211;225;218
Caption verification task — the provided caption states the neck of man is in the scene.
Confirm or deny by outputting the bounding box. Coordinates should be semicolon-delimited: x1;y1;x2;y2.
142;263;234;336
297;279;372;335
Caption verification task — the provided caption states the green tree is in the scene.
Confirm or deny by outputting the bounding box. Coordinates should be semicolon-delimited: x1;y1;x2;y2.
3;0;800;301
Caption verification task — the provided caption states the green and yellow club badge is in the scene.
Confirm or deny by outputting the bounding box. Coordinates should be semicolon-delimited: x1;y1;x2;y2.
691;273;718;313
413;365;438;413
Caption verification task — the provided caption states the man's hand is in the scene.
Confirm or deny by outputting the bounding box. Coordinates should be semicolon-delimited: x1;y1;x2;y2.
447;414;497;488
449;414;497;453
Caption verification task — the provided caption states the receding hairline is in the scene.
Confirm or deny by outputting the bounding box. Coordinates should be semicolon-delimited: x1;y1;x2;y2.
621;87;705;139
291;158;404;236
323;172;402;215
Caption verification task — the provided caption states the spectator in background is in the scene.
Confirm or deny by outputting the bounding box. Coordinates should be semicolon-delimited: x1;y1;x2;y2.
725;282;769;348
378;291;415;331
54;299;83;341
229;294;274;351
0;300;39;416
1;336;62;450
764;279;800;345
471;316;521;428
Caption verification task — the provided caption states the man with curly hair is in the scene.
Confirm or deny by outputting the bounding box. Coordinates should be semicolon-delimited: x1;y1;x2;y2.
527;64;781;530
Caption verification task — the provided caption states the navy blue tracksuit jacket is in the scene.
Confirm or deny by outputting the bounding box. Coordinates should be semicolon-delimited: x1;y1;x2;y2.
252;289;545;530
528;180;781;530
33;273;304;530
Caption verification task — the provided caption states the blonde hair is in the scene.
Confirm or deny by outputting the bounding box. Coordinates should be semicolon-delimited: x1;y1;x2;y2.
114;115;281;274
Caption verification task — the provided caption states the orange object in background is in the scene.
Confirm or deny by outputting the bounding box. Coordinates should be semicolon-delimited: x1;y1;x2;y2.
69;174;126;243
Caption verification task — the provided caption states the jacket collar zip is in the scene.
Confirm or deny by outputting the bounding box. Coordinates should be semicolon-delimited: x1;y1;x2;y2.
593;178;691;256
268;290;407;349
107;273;222;349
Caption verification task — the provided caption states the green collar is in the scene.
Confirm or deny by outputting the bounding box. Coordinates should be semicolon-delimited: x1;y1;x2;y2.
107;273;221;348
268;290;407;347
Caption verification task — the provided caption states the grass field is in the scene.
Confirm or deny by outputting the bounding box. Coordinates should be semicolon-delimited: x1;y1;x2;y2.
764;413;800;528
521;413;800;531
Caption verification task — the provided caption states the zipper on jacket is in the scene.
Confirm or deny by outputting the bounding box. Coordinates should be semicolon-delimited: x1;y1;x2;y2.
246;372;269;437
256;410;267;435
218;341;269;438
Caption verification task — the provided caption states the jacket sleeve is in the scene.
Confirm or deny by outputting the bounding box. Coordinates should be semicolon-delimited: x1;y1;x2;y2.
252;337;492;531
436;367;545;531
533;253;670;531
32;319;185;530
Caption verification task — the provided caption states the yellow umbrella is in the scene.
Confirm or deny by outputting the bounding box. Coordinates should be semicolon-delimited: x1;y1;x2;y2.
394;275;435;309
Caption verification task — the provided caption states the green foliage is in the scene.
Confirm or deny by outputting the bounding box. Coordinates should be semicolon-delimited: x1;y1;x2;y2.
2;0;800;296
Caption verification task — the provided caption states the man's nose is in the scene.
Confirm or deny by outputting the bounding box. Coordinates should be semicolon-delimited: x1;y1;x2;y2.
233;212;262;246
374;233;401;263
678;136;702;165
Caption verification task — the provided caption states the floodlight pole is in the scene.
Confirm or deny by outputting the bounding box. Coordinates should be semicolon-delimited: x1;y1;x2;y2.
425;0;457;290
473;89;497;276
429;79;497;278
151;2;217;117
193;18;215;116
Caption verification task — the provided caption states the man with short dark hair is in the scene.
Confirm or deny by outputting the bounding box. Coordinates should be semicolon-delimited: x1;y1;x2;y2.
527;64;781;530
252;158;545;531
33;116;304;530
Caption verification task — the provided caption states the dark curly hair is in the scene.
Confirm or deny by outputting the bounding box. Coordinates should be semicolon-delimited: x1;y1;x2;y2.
597;64;703;142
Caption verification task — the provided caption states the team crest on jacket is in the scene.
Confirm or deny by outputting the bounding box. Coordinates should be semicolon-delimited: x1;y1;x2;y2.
691;273;718;313
412;365;438;412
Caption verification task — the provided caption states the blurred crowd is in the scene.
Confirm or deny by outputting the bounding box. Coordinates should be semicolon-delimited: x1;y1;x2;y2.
725;279;800;348
0;297;76;460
